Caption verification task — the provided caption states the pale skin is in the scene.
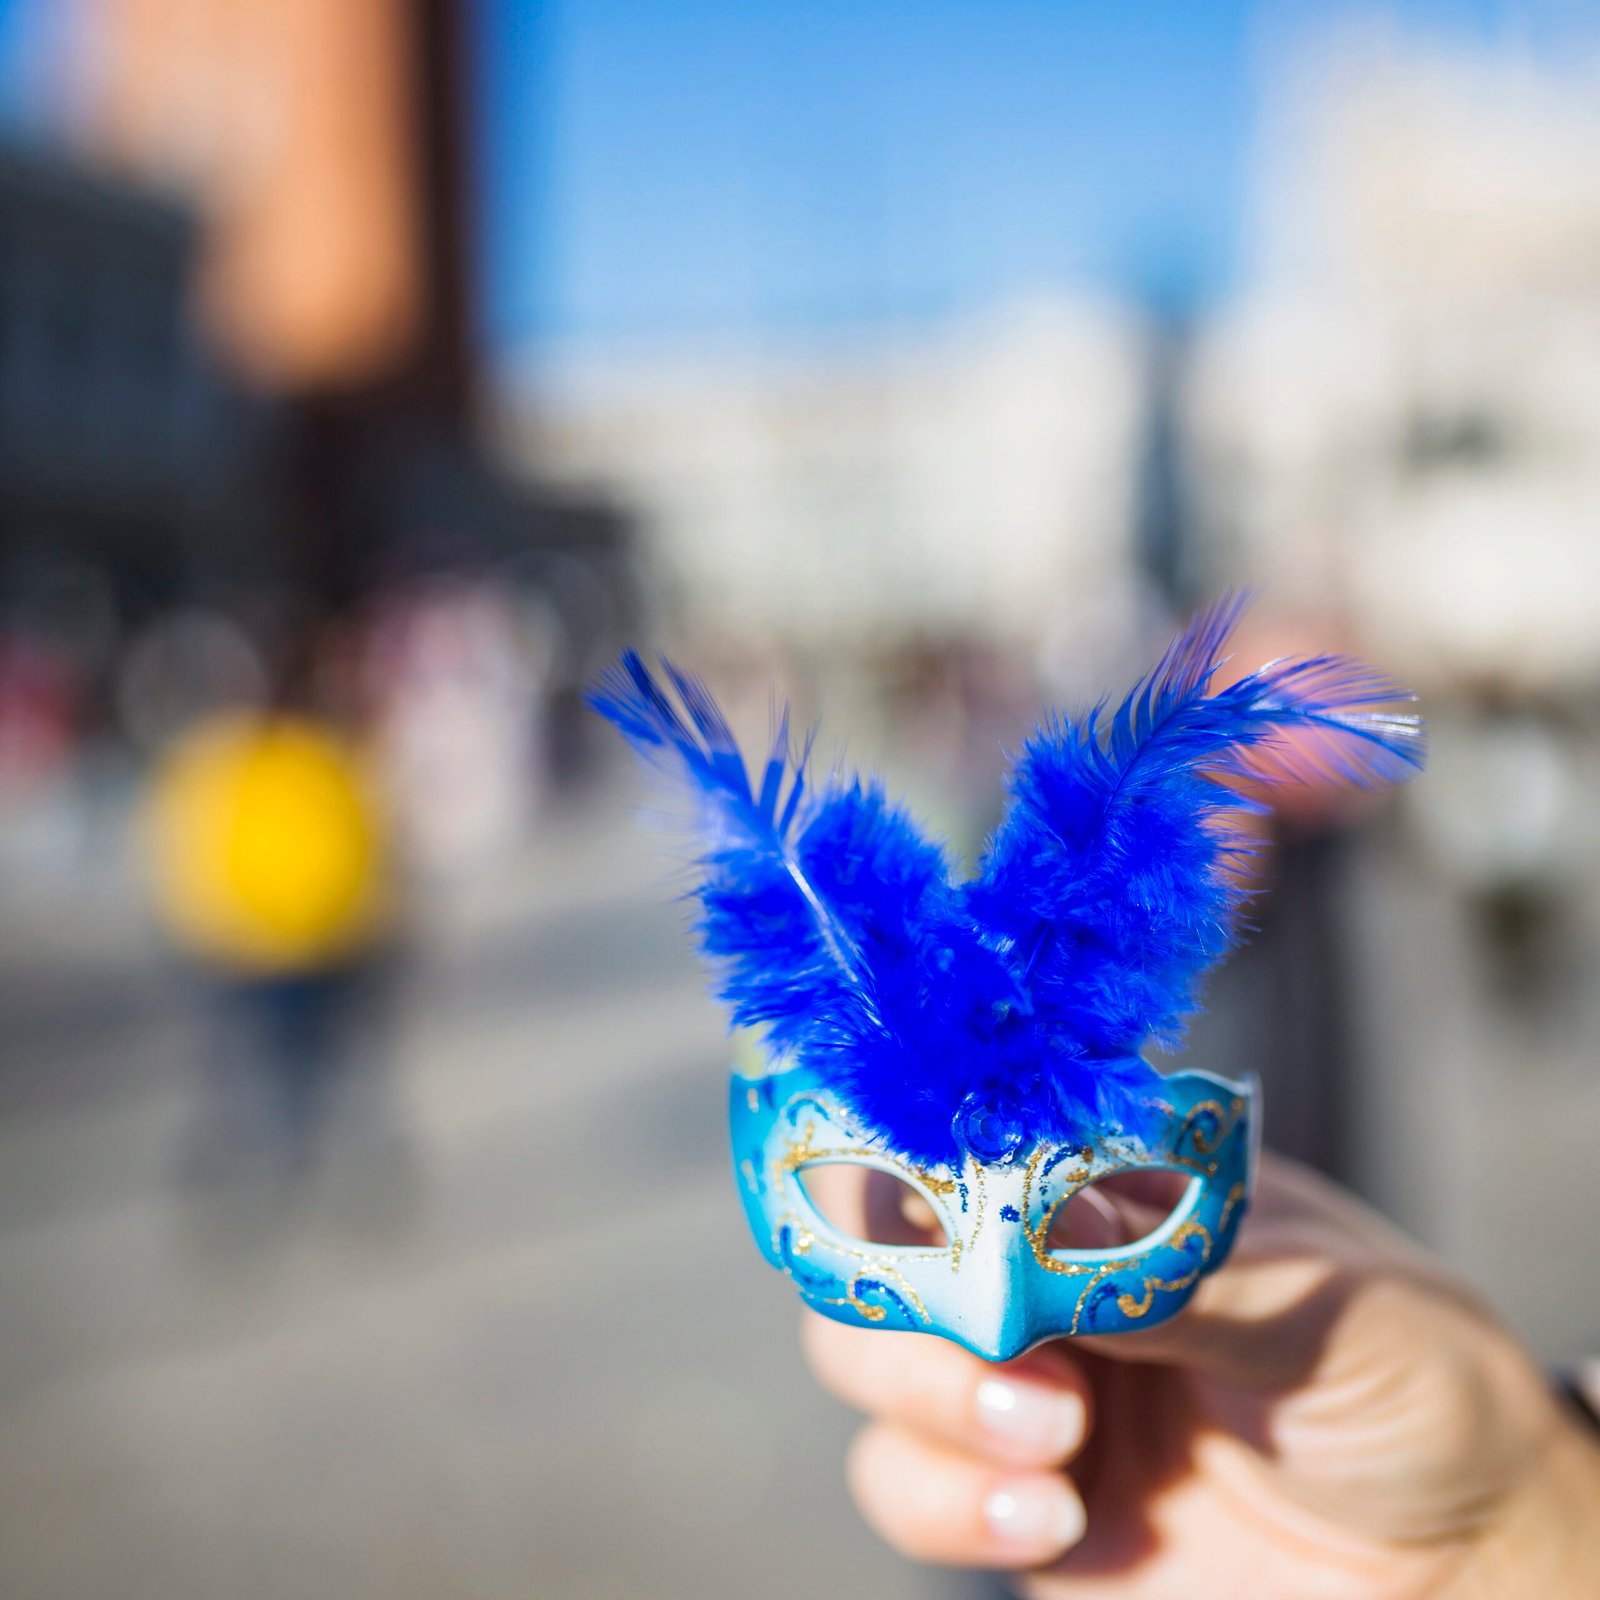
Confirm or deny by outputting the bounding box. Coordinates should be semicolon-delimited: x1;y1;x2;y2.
801;1154;1600;1598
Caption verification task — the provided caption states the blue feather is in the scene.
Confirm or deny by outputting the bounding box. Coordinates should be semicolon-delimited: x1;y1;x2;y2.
592;601;1424;1168
971;592;1424;1064
588;652;952;1060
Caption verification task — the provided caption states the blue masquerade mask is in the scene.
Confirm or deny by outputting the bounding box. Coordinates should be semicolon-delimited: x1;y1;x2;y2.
731;1057;1258;1359
594;595;1422;1357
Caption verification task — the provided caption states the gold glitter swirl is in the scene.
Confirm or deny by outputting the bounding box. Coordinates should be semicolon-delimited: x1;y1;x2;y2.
1179;1096;1246;1158
777;1123;960;1230
1021;1145;1097;1276
1068;1260;1128;1333
1101;1218;1215;1323
774;1098;960;1203
776;1121;820;1176
772;1210;931;1324
1218;1180;1247;1239
1115;1280;1158;1318
1168;1217;1213;1258
770;1094;958;1288
966;1159;988;1257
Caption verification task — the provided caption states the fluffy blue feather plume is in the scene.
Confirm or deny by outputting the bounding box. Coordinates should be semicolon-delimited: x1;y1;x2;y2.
592;598;1424;1167
969;592;1424;1075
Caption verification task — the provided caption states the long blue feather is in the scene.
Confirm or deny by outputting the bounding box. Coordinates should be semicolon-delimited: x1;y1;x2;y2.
588;652;953;1060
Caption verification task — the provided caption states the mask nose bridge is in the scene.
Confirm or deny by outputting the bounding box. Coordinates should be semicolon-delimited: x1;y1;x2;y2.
946;1172;1045;1363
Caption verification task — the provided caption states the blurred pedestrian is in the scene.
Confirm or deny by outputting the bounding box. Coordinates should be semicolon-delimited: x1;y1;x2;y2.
143;709;392;1171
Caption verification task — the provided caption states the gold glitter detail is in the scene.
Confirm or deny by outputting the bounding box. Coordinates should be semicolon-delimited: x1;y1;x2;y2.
1021;1145;1044;1207
966;1159;988;1257
747;1086;761;1113
776;1113;959;1251
740;1158;758;1192
1180;1097;1245;1157
1021;1145;1094;1276
1070;1211;1226;1325
771;1210;931;1324
1115;1280;1159;1318
1100;1218;1215;1324
1217;1181;1247;1238
1068;1261;1126;1333
817;1270;928;1323
1115;1259;1210;1319
844;1266;927;1323
778;1122;821;1176
1003;1095;1249;1328
1033;1198;1225;1333
1182;1099;1227;1154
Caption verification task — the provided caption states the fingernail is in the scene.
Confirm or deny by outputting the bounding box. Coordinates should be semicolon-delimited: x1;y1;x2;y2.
975;1376;1086;1460
984;1478;1086;1554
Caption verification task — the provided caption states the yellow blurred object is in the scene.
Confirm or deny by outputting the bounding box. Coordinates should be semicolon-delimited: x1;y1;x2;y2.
145;714;389;975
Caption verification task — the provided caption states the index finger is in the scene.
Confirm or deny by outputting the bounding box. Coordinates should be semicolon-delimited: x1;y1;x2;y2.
801;1310;1093;1468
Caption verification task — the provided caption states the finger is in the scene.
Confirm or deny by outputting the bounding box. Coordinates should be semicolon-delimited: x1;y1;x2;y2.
848;1422;1087;1571
802;1311;1092;1467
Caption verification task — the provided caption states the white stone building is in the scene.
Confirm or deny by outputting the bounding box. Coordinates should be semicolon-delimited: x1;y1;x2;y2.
496;296;1147;654
1191;32;1600;696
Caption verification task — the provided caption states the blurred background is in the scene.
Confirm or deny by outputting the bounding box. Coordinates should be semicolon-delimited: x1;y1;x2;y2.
2;1;1599;1595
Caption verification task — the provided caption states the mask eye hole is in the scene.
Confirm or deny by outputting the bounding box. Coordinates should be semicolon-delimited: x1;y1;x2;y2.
797;1162;950;1248
1045;1169;1191;1252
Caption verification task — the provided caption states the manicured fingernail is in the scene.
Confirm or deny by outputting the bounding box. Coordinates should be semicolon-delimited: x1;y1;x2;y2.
984;1478;1086;1554
976;1376;1086;1460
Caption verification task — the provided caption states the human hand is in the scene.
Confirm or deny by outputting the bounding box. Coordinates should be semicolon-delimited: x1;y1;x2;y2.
801;1153;1600;1597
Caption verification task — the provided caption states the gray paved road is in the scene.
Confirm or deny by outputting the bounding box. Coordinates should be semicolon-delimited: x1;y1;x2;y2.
0;795;976;1600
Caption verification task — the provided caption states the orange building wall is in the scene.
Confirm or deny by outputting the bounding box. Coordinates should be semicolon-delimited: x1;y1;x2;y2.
78;0;424;391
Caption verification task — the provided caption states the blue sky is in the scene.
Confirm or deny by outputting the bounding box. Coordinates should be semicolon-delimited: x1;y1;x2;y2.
0;0;1579;364
474;0;1557;362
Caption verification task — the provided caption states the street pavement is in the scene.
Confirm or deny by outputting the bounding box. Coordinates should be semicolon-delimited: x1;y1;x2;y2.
0;792;976;1600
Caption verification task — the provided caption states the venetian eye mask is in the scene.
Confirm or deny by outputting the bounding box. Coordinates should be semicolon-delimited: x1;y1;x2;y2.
594;595;1422;1357
730;1058;1259;1359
